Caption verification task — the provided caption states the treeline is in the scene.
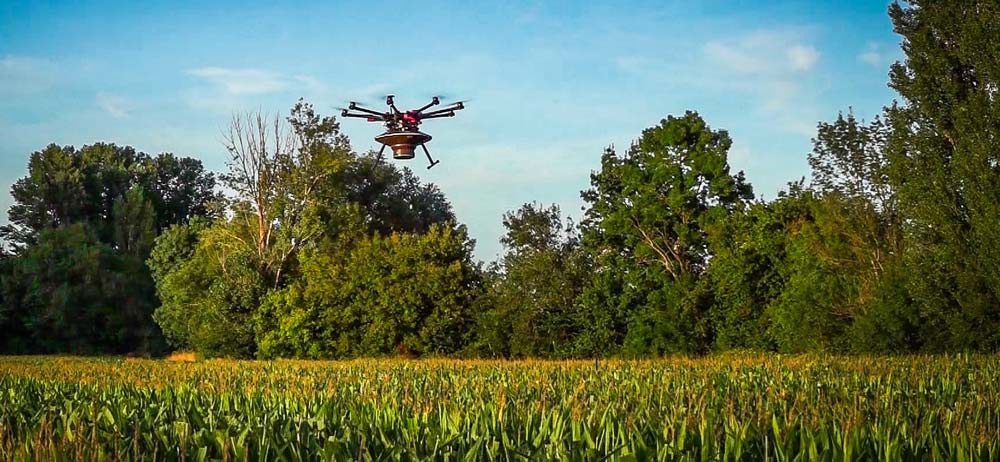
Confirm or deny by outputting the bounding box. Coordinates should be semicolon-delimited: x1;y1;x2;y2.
2;0;998;357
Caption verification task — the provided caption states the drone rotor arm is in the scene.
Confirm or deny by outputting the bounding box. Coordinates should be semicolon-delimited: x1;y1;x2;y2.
421;102;464;116
416;111;455;120
342;112;386;121
385;95;402;115
414;97;441;114
347;105;387;117
420;107;459;117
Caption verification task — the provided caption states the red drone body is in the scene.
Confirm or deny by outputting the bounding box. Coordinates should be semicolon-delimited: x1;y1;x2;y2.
341;95;466;169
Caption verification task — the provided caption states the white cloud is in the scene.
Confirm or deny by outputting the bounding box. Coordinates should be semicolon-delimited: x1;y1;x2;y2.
186;67;292;95
291;74;327;92
728;143;752;171
787;45;819;72
858;42;888;68
182;67;330;113
96;92;132;118
699;30;824;136
704;30;820;75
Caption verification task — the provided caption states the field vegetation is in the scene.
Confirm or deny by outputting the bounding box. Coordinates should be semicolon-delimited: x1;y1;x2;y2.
0;355;1000;461
2;2;1000;361
1;355;999;461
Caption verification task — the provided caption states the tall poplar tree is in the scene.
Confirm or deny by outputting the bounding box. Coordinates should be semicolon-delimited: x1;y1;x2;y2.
886;0;1000;350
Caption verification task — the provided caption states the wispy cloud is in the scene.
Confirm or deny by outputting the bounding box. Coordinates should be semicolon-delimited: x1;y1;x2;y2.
704;42;767;74
0;56;56;95
186;67;291;95
857;41;894;68
96;92;132;118
787;45;819;72
614;56;651;76
704;30;821;75
183;67;330;113
701;29;823;136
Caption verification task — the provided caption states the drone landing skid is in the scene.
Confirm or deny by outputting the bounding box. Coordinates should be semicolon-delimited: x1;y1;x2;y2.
373;142;440;169
421;144;440;170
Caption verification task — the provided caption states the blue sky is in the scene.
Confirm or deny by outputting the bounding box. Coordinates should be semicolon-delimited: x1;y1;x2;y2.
0;0;901;260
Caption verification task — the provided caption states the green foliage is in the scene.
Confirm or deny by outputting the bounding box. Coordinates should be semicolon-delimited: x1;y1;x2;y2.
148;101;463;359
579;112;753;355
1;224;162;354
112;186;157;258
340;156;455;236
2;144;218;249
885;0;1000;351
10;1;1000;360
706;191;810;351
0;144;215;355
706;110;917;354
257;223;480;358
150;220;263;358
472;203;590;358
220;101;351;290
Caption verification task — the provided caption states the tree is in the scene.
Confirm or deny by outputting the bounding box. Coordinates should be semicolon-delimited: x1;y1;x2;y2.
220;100;350;289
113;186;157;258
579;112;753;355
256;223;481;359
709;110;917;354
0;143;217;354
0;248;27;353
150;100;357;357
149;219;262;357
472;203;590;358
2;143;219;250
752;110;917;353
809;111;894;209
885;0;1000;350
339;156;455;236
151;100;466;358
2;224;163;354
705;188;811;351
2;144;86;248
142;154;221;232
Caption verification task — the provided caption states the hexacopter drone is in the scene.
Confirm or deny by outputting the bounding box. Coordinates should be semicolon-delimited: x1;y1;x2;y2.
340;95;465;169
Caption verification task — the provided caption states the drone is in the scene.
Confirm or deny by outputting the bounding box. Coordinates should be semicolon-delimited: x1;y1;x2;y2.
340;95;465;169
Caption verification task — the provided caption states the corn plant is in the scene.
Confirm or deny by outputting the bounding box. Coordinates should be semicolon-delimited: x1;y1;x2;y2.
0;355;998;461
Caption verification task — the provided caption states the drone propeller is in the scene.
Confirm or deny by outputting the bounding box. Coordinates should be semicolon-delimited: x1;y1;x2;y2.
420;101;466;118
436;99;468;110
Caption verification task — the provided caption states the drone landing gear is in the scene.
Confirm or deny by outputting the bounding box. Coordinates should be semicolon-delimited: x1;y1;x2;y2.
420;144;440;170
373;143;439;169
375;144;387;164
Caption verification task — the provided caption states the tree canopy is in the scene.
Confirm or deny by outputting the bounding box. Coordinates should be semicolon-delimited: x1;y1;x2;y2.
0;144;218;354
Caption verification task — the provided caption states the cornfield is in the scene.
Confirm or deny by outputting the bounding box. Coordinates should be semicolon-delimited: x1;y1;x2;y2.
1;355;998;461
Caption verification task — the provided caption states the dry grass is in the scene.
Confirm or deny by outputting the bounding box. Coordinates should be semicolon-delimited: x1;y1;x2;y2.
166;351;198;363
